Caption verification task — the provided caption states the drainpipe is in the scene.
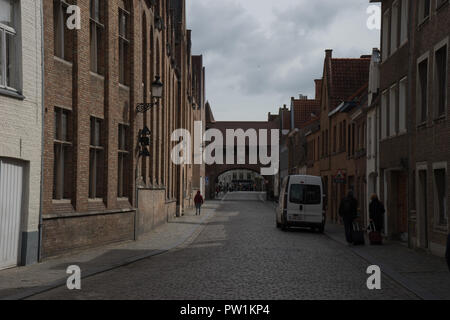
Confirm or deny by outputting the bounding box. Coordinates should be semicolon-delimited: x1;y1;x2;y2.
37;0;45;262
406;1;414;249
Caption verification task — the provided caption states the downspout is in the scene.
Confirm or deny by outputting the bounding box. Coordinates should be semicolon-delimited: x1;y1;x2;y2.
37;0;45;262
406;0;414;249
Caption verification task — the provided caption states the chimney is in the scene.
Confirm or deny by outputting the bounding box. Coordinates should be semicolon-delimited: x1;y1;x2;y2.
299;94;307;100
314;79;322;100
325;49;333;59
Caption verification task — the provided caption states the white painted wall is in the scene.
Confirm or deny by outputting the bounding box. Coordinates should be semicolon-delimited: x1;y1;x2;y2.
0;0;43;237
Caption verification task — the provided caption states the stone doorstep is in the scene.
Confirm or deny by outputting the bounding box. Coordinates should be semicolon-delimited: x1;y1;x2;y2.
0;206;216;301
324;223;448;300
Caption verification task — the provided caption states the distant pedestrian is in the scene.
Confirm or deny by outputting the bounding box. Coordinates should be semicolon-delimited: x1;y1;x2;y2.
369;194;385;232
194;191;204;216
339;190;358;245
446;233;450;272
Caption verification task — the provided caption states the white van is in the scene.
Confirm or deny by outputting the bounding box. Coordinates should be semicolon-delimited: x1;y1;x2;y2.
276;175;326;233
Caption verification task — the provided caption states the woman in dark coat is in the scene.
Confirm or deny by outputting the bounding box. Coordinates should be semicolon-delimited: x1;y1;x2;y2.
369;194;385;232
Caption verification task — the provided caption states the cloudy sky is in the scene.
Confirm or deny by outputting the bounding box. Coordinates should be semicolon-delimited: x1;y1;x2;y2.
186;0;380;121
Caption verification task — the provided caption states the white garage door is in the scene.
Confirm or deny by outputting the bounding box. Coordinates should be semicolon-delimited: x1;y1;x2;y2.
0;159;24;270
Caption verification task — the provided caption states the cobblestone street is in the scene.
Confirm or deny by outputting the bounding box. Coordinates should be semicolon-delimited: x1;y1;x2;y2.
29;192;418;300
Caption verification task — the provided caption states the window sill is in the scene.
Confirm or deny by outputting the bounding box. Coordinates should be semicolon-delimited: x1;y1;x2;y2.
433;115;446;123
90;71;105;81
52;199;72;205
0;87;25;100
436;1;449;13
416;121;427;129
417;16;430;30
433;225;449;234
53;55;73;67
119;83;130;91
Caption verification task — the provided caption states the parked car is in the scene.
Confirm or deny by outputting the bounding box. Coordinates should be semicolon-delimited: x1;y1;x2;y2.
276;175;326;233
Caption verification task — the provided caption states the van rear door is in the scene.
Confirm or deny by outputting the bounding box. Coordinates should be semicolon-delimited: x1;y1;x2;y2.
287;180;322;223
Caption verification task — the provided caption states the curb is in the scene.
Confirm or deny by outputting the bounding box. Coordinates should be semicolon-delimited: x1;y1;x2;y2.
323;229;439;300
1;209;216;300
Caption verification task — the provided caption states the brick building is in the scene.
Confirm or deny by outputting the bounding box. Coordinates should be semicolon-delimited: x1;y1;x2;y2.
41;0;204;258
0;0;43;269
191;55;206;197
411;0;449;256
313;50;370;223
369;0;449;256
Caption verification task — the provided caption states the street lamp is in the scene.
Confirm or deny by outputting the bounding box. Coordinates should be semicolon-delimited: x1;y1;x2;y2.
136;76;164;113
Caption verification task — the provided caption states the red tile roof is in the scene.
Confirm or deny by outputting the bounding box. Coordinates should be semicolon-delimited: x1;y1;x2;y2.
327;58;370;111
292;99;320;129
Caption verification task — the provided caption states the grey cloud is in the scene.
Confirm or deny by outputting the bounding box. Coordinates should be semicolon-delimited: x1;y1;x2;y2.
187;0;379;121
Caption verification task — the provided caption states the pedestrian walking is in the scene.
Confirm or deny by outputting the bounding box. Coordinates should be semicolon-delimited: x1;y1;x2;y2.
369;194;385;232
339;190;358;245
194;191;204;216
446;233;450;272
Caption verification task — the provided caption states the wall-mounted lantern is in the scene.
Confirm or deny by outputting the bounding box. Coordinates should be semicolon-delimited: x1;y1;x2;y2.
136;76;163;113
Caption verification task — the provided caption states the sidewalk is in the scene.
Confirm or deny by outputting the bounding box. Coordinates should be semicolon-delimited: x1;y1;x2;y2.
325;223;450;300
0;203;219;300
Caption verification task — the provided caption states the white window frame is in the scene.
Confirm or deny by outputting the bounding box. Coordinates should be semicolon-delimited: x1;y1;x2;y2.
390;0;399;55
432;162;448;229
90;0;104;75
399;77;407;133
382;9;390;61
389;83;397;136
416;51;430;125
433;37;448;120
400;0;408;46
418;0;431;25
54;0;71;61
381;90;388;140
0;0;20;92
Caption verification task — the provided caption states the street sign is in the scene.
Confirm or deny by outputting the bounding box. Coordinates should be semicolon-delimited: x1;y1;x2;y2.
334;170;346;184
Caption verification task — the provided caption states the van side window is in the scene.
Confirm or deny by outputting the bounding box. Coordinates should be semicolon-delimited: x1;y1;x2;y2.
290;185;321;205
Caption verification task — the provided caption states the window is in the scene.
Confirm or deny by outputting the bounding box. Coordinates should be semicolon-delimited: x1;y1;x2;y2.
343;120;346;152
389;84;397;136
400;0;408;44
0;0;19;90
317;136;320;160
289;184;321;205
118;124;129;198
399;78;407;132
382;9;390;61
333;125;336;153
418;0;431;24
391;1;399;54
119;5;130;86
368;116;372;157
417;57;429;123
53;107;73;200
351;123;355;156
433;167;447;226
90;0;105;75
53;0;74;62
435;44;447;118
89;117;104;199
381;91;388;139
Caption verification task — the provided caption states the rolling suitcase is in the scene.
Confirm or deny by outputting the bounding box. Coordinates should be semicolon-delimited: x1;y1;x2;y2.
368;222;383;245
352;222;365;246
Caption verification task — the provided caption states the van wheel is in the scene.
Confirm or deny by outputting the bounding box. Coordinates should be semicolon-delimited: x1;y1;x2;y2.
318;225;325;233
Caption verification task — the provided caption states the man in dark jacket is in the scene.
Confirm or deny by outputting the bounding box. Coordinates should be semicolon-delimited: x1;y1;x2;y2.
369;194;385;232
339;190;358;245
446;233;450;272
